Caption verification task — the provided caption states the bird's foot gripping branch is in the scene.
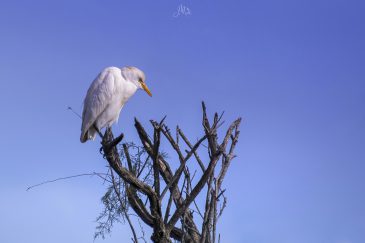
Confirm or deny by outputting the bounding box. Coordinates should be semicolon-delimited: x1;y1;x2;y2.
96;102;241;243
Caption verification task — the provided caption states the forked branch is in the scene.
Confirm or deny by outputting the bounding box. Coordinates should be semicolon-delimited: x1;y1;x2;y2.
98;102;241;243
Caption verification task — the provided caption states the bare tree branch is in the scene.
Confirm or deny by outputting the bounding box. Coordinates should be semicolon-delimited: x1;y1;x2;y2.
110;169;139;243
93;102;241;243
26;172;109;191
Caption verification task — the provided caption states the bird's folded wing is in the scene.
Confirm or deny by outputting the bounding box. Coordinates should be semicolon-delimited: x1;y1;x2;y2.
81;69;116;136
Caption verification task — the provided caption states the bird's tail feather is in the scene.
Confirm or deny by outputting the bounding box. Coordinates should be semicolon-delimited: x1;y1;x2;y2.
80;126;97;143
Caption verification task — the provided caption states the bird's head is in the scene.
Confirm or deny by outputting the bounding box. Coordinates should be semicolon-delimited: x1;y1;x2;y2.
123;66;152;97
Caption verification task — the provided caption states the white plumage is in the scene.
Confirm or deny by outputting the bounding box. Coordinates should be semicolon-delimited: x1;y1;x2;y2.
80;66;152;143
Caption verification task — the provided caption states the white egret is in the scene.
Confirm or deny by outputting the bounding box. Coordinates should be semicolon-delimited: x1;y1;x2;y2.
80;66;152;143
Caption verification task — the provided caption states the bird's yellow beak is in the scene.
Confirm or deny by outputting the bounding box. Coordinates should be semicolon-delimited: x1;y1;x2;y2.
141;82;152;97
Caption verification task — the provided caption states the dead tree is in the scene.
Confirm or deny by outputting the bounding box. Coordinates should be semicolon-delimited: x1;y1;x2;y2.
97;102;241;243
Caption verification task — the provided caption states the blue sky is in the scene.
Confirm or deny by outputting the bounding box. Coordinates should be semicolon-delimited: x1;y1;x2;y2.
0;0;364;242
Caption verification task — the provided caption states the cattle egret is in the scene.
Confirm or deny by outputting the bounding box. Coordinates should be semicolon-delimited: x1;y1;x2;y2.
80;66;152;143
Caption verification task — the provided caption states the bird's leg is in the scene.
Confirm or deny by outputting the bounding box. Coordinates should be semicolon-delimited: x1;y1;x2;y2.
93;124;103;138
104;126;112;138
97;125;107;156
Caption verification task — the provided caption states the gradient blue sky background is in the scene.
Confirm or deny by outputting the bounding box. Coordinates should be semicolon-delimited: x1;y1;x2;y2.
1;0;364;242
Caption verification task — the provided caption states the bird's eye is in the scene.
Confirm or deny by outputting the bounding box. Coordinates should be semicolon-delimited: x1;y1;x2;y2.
138;78;143;83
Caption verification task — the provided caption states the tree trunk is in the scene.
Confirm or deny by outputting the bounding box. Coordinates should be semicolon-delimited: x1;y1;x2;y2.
151;227;171;243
